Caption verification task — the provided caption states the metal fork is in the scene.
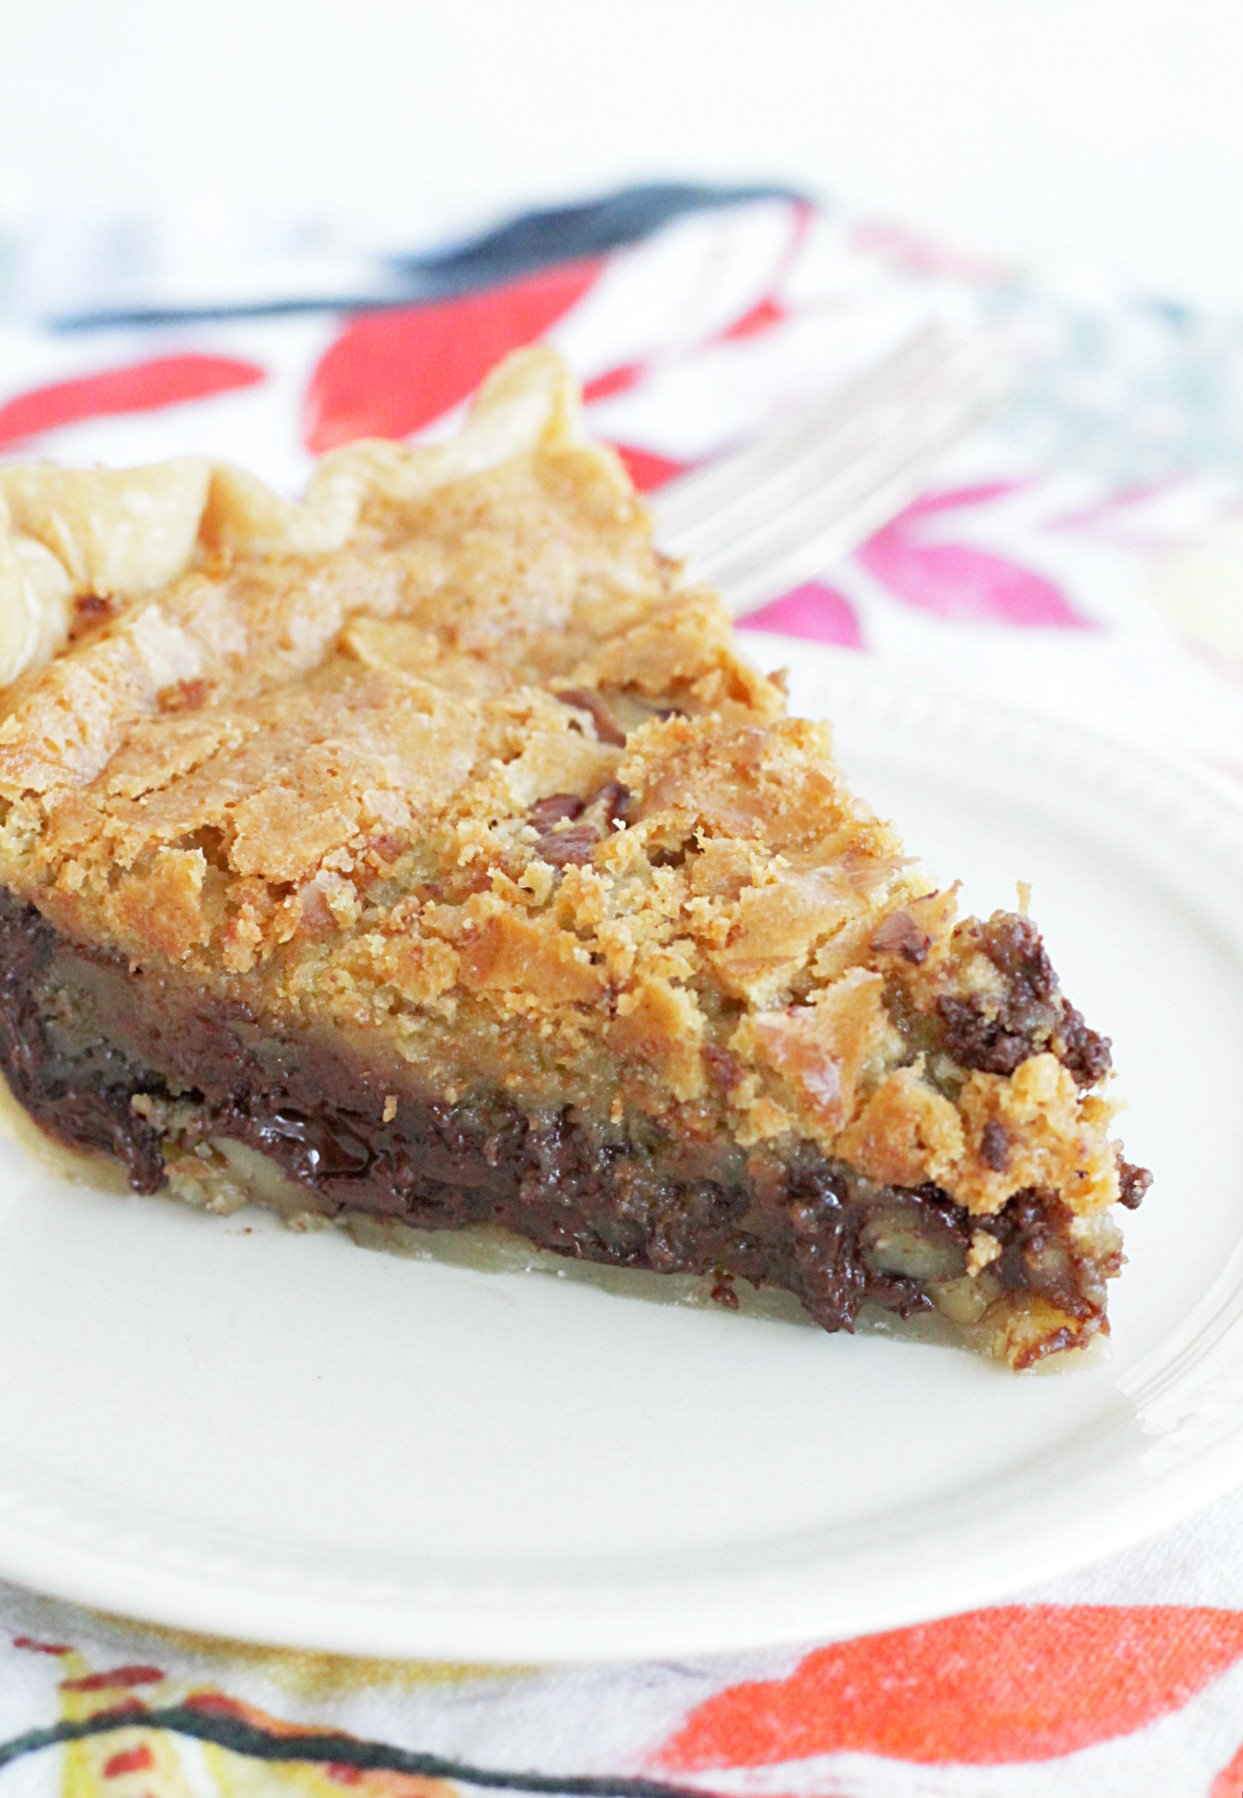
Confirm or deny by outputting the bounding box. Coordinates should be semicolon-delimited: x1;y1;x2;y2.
652;324;1014;615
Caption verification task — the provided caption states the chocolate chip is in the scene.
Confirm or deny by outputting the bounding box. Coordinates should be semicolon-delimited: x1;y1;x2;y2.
938;996;1035;1077
704;1044;744;1091
980;1119;1011;1172
710;1277;740;1310
1117;1157;1152;1209
982;913;1054;987
985;1188;1093;1318
1055;1004;1113;1088
938;911;1111;1087
262;1107;373;1178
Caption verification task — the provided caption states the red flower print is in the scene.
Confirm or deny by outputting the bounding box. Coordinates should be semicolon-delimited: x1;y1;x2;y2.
719;295;789;342
303;258;602;452
59;1663;165;1692
655;1605;1243;1769
858;484;1094;629
103;1745;155;1777
607;443;689;492
582;361;646;403
0;354;265;451
1212;1738;1243;1797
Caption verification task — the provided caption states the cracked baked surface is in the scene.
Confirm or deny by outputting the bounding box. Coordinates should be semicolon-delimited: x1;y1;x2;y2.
0;347;1149;1366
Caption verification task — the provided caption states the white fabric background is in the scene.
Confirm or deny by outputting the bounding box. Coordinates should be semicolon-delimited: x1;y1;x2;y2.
1;0;1240;305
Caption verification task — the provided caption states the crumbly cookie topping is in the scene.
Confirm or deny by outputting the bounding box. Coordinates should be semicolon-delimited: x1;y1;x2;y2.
0;348;1123;1223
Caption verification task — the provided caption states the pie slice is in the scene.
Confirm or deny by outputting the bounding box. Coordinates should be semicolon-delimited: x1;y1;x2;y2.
0;348;1148;1366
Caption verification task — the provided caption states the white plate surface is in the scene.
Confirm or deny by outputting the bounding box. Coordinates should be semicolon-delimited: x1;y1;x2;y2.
2;639;1242;1663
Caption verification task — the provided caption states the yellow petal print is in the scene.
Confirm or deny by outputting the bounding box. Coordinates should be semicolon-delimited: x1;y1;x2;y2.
49;1649;196;1798
1148;514;1243;661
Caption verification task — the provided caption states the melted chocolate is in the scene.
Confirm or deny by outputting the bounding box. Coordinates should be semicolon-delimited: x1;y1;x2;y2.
0;888;1120;1338
938;913;1112;1087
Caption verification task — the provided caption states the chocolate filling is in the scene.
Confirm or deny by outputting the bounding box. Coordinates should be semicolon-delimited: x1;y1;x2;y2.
937;913;1112;1087
0;888;1116;1341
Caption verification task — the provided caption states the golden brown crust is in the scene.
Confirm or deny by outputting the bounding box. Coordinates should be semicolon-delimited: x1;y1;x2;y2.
0;347;1125;1255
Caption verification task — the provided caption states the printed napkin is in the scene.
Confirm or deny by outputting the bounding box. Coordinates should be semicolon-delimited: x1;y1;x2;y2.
0;184;1241;1795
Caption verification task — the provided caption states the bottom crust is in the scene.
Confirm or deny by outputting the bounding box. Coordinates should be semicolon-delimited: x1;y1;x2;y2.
0;888;1122;1366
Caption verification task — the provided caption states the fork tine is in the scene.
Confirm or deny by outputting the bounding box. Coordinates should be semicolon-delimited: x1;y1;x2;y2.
650;327;1013;615
654;327;953;540
654;325;955;539
663;335;998;567
705;369;1007;614
689;349;1006;586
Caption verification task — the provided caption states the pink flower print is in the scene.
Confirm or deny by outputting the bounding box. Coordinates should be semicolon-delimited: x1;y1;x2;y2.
741;581;863;646
858;485;1095;629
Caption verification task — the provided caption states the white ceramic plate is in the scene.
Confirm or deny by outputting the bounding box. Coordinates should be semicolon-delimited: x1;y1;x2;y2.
2;639;1242;1663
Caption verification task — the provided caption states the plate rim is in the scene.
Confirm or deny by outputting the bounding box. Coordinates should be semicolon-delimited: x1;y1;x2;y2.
2;642;1243;1662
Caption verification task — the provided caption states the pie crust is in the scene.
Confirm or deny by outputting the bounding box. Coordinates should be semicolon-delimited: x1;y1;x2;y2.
0;348;1149;1365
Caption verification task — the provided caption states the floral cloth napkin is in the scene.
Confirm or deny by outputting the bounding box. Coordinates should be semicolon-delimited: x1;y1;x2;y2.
0;185;1242;1795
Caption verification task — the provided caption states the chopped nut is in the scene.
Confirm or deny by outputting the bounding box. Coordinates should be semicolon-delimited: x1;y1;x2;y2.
536;822;600;867
529;793;585;832
589;779;630;829
554;686;626;746
967;1230;1003;1276
157;677;212;714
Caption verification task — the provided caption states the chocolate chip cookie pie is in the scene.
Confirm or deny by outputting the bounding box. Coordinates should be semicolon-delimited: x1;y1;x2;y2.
0;348;1148;1366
